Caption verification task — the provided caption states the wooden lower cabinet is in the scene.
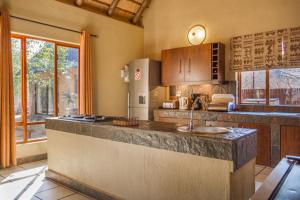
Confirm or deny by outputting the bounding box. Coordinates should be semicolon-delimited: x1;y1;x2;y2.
238;123;271;166
280;126;300;158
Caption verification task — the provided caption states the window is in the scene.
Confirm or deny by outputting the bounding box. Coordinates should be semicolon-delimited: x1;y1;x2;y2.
270;68;300;105
11;34;80;143
58;46;79;115
240;70;266;104
238;68;300;106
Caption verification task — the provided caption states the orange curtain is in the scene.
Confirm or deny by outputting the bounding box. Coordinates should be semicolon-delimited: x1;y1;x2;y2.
79;30;93;115
0;8;17;168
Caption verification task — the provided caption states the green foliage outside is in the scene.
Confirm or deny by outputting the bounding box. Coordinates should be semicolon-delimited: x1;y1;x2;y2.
11;38;74;98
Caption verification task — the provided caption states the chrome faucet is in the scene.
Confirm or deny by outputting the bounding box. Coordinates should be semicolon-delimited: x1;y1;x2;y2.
188;96;200;131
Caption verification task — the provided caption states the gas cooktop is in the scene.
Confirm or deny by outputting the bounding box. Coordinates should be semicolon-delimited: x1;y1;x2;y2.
59;115;114;122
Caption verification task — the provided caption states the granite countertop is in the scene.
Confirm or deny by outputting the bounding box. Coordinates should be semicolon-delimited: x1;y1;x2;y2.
46;118;257;170
155;109;300;126
158;109;300;118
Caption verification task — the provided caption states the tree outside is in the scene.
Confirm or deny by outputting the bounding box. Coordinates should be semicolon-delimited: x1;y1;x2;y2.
11;37;79;142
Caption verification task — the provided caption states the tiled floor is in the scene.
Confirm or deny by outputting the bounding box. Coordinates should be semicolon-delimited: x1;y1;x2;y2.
0;160;94;200
0;160;272;199
255;165;273;191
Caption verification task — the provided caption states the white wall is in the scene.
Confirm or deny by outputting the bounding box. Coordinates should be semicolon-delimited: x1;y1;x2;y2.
4;0;145;159
143;0;300;80
6;0;144;116
16;141;47;159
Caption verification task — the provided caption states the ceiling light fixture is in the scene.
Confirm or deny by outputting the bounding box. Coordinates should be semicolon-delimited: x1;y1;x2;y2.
75;0;83;6
187;25;206;45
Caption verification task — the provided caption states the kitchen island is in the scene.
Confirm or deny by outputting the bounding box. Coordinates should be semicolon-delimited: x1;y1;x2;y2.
45;118;257;200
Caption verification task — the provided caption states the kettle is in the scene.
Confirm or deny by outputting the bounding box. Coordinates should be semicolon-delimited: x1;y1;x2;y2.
179;97;189;110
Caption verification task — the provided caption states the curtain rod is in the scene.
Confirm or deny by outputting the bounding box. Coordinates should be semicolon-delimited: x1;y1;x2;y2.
10;15;98;38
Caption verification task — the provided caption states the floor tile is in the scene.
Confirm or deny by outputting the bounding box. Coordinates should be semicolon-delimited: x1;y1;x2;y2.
0;160;95;200
35;186;75;200
31;196;41;200
0;175;37;200
260;167;273;176
61;193;92;200
0;175;6;183
20;160;48;170
4;166;47;182
38;160;48;166
15;173;47;200
255;173;268;182
0;166;24;177
37;179;59;193
255;181;263;191
255;165;265;176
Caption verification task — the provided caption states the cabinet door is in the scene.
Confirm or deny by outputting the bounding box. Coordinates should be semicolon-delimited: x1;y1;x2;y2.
281;126;300;158
239;123;271;166
185;44;212;82
162;48;185;85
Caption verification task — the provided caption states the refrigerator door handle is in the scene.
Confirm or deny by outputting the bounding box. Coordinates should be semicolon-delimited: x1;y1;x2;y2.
179;59;182;73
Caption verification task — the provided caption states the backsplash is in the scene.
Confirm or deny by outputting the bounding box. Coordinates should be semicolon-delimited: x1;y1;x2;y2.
171;81;236;100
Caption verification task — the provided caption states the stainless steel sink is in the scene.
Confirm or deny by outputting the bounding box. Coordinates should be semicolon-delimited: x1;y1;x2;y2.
177;126;231;134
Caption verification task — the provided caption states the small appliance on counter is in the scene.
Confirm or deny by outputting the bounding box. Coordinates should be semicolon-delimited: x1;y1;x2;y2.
207;94;236;112
179;96;190;110
191;93;202;110
162;100;179;109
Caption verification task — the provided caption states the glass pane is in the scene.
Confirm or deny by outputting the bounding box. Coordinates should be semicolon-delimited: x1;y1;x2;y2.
57;46;79;115
270;68;300;105
12;38;22;122
26;39;55;122
241;70;266;104
16;126;25;143
27;124;46;141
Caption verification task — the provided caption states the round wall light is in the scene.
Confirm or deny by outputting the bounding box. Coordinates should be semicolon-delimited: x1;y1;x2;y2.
75;0;83;6
187;25;206;45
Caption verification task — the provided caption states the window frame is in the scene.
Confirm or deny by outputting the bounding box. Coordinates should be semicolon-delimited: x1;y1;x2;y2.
12;33;80;144
237;68;300;107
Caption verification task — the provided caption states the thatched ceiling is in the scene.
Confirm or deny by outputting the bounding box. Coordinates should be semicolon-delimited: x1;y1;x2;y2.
56;0;151;26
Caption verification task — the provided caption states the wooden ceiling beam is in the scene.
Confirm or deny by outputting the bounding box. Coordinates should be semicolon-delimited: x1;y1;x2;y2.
127;0;142;6
132;0;151;24
107;0;121;16
91;0;135;15
55;0;147;27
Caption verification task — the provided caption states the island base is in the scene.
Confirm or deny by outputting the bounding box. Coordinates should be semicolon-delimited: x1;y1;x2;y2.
47;130;255;200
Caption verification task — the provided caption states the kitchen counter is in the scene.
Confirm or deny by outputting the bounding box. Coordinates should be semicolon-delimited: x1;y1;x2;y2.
45;118;257;200
45;118;256;170
154;109;300;167
154;109;300;126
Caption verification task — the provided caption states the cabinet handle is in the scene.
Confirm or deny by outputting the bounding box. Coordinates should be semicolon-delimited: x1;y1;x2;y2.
179;59;182;73
189;58;191;73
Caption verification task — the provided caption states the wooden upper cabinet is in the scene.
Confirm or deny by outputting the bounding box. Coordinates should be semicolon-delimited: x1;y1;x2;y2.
162;48;185;85
161;43;224;85
185;44;212;82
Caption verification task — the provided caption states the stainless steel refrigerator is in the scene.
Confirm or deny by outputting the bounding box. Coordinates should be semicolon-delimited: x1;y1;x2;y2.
128;58;165;120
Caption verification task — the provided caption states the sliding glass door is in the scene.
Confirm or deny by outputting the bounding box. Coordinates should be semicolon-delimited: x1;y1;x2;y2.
11;34;80;143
